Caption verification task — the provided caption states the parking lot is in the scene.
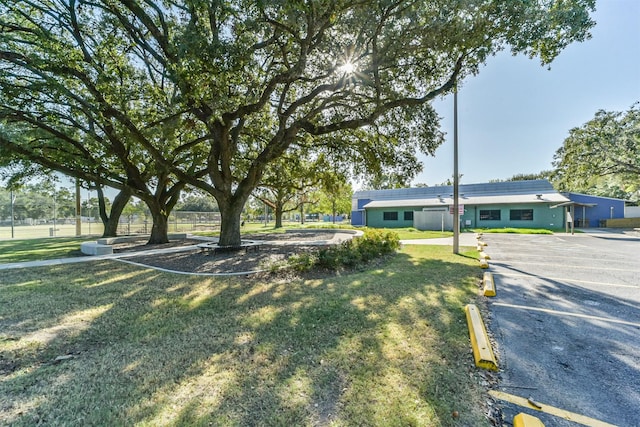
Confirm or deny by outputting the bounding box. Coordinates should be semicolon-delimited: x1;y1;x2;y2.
482;230;640;426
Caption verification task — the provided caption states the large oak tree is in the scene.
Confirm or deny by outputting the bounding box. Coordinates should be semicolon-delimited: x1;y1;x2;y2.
1;0;595;246
553;105;640;200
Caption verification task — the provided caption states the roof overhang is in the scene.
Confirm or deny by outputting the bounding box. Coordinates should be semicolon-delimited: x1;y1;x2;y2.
550;201;597;209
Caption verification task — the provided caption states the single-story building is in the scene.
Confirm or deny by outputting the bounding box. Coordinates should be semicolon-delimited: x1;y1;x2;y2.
562;192;626;228
351;180;625;230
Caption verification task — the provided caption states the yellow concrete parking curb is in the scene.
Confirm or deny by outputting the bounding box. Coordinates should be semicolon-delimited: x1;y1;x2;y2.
479;258;489;269
490;390;618;427
479;251;491;260
464;304;498;371
514;412;545;427
483;272;496;297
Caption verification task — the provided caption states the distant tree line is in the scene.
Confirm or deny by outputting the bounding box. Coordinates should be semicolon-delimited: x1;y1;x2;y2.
0;185;72;222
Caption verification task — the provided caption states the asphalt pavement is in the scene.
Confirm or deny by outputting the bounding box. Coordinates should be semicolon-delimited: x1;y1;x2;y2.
481;230;640;426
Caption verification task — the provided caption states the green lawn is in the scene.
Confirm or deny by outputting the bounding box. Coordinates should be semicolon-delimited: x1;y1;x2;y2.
0;245;490;426
0;223;105;240
0;237;94;263
390;228;454;240
472;228;555;234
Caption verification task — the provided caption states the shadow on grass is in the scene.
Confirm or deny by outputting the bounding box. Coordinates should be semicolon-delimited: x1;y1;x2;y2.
0;247;488;426
0;237;92;263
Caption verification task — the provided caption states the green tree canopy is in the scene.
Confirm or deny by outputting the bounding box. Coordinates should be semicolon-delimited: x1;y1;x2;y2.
489;171;553;183
177;192;219;212
0;0;596;245
317;175;352;221
553;105;640;200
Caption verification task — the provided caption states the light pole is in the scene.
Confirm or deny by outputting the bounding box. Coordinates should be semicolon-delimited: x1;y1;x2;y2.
87;191;91;235
10;189;15;239
75;179;81;236
453;88;460;254
52;189;57;237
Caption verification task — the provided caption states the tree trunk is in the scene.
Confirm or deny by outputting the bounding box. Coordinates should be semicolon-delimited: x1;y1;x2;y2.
96;186;109;232
332;199;336;224
219;201;244;246
102;188;132;237
102;217;118;238
147;204;170;244
274;203;283;228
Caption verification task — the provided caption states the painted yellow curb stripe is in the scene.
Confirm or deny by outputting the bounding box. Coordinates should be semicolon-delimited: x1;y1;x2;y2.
464;304;498;371
489;390;618;427
514;412;545;427
483;271;496;297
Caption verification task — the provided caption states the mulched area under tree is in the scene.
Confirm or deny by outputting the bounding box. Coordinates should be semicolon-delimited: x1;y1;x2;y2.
112;231;340;275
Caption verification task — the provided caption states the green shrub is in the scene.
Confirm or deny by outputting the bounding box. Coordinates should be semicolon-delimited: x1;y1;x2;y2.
289;229;400;271
288;252;318;272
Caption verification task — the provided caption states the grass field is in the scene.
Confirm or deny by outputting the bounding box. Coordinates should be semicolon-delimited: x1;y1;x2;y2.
0;223;105;240
0;237;97;263
472;227;555;234
0;245;490;426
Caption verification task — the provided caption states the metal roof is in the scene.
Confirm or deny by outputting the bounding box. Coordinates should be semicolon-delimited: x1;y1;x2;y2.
354;180;557;201
363;192;569;208
354;180;573;209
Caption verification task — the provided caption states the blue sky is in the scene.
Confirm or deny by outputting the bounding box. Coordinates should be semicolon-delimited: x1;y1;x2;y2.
414;0;640;187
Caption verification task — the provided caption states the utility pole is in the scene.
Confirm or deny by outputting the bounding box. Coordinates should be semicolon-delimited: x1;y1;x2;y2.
453;88;460;254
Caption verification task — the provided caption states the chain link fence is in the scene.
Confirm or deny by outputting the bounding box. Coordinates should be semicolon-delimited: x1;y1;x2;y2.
0;187;221;240
0;187;89;239
116;211;221;236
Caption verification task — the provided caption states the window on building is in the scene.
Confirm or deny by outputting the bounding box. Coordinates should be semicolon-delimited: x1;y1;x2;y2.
479;210;501;221
510;209;534;221
383;211;398;221
404;211;414;221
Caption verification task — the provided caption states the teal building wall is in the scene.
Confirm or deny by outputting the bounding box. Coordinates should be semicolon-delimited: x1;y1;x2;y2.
366;206;423;228
366;203;564;230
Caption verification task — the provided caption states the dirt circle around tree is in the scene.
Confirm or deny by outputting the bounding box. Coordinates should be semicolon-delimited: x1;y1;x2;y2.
112;230;357;276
